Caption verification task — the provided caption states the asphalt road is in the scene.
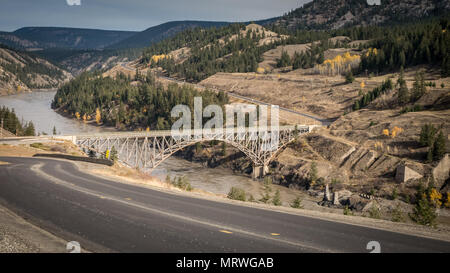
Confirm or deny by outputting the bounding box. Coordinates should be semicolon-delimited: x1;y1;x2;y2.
0;156;449;253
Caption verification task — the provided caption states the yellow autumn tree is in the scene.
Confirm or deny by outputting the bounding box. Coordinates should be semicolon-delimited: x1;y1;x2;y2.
82;113;87;122
429;188;442;208
365;48;378;57
382;129;389;137
151;54;167;63
95;108;101;125
391;126;404;138
360;81;365;89
314;52;360;76
75;112;81;120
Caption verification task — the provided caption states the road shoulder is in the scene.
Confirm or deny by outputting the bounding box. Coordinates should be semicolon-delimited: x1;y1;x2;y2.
0;204;68;253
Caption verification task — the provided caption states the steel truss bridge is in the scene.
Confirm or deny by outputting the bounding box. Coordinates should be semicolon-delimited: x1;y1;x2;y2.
66;125;315;179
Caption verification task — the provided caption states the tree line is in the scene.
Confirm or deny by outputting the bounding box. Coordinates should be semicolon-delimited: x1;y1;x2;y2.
52;71;229;130
0;106;35;136
337;17;450;76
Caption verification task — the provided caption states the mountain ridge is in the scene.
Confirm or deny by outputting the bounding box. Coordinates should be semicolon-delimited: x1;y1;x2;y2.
275;0;450;30
0;27;137;51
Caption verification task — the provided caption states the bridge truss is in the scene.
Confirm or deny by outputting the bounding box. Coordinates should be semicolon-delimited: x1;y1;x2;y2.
75;125;313;178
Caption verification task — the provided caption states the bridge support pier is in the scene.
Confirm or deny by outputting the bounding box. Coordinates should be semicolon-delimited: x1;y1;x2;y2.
252;164;268;180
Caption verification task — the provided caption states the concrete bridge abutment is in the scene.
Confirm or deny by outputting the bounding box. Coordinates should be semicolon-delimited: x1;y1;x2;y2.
252;164;269;180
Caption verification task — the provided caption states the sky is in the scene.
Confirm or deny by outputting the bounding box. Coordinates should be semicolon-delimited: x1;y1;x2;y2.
0;0;310;32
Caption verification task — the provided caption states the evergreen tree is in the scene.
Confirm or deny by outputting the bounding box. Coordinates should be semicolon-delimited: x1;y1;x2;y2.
411;72;426;102
419;124;437;147
23;121;35;136
410;182;437;227
345;70;354;83
308;161;318;187
277;50;291;68
110;146;118;163
397;68;409;105
272;190;282;206
433;131;446;161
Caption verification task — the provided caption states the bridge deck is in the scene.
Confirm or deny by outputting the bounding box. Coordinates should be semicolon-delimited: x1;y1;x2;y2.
70;125;316;138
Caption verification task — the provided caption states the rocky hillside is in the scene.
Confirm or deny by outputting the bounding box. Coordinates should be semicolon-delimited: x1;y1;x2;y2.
0;45;71;94
276;0;450;30
108;21;231;49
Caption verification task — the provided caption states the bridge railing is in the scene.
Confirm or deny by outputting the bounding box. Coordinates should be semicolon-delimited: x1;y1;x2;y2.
69;125;316;139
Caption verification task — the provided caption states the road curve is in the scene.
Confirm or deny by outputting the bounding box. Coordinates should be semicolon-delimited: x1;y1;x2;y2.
1;156;449;253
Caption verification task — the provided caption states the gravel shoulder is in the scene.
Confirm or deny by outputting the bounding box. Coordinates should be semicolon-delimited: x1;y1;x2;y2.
0;204;68;253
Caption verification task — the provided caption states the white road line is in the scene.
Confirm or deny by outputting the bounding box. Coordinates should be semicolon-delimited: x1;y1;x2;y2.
31;162;333;252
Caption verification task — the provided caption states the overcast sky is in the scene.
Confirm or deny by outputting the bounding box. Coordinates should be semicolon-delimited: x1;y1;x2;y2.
0;0;311;32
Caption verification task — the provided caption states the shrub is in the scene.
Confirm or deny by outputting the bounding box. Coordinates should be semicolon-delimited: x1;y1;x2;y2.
30;143;45;149
259;192;271;204
392;188;398;200
272;190;282;206
368;203;381;219
173;176;193;191
400;104;423;114
165;174;171;184
290;197;303;209
343;205;353;216
247;194;255;202
227;187;246;201
391;204;404;222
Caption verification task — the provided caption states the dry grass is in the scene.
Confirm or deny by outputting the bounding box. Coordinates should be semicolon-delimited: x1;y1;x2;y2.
0;141;84;158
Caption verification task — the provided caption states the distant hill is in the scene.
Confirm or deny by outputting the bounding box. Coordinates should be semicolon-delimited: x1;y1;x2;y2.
275;0;450;30
0;44;72;94
0;27;137;50
107;21;231;49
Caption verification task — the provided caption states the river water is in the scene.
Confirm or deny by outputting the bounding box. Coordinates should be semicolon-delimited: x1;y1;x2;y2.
0;90;285;198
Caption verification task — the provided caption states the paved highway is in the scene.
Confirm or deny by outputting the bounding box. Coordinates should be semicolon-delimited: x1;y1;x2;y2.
0;156;449;253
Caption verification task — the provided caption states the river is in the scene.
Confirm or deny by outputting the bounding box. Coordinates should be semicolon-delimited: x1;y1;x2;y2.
0;90;294;198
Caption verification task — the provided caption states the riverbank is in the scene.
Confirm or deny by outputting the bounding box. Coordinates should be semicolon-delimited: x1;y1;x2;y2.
0;88;57;97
